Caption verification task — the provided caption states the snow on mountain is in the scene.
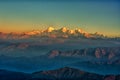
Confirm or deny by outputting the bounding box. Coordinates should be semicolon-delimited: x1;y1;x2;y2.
25;30;41;36
46;27;55;32
0;27;107;40
60;27;68;33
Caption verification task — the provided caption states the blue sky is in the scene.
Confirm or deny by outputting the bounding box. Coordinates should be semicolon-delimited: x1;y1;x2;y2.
0;0;120;36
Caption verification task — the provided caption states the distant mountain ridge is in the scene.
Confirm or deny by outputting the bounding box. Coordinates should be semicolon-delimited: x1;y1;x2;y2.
48;47;120;59
0;27;107;39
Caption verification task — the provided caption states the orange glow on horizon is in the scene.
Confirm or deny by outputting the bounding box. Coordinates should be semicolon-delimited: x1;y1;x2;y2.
0;22;120;37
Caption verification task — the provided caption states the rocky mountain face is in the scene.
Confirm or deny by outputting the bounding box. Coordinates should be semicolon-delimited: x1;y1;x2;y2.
48;47;120;59
0;67;120;80
32;67;120;80
32;67;103;80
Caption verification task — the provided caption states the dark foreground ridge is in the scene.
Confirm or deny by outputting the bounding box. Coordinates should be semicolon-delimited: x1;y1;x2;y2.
0;67;120;80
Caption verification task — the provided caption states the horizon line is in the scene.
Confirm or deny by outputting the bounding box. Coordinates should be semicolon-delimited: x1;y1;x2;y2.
0;0;119;2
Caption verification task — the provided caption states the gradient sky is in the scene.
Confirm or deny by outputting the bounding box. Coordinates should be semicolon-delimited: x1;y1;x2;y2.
0;0;120;36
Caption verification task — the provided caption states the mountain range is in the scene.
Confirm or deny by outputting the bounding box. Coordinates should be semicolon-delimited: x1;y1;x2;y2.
0;46;120;74
0;67;120;80
48;47;120;62
0;29;120;79
0;27;108;40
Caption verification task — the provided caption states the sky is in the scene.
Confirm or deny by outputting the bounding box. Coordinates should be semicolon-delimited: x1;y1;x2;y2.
0;0;120;37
